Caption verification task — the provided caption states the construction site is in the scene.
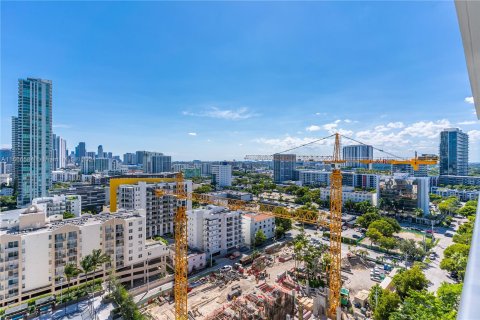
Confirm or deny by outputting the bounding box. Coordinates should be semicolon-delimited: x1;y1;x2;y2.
145;239;396;320
139;133;436;320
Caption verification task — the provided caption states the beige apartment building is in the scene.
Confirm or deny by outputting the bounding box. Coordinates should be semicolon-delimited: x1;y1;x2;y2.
0;206;169;307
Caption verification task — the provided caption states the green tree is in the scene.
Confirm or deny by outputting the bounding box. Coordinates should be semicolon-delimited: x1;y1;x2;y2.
369;220;395;237
0;196;17;210
63;212;76;219
366;228;382;244
356;211;381;229
194;184;213;194
390;289;458;320
457;205;476;217
254;229;267;246
378;236;397;250
392;265;429;299
382;217;402;233
275;216;292;231
373;289;401;320
398;239;426;262
110;275;146;319
63;263;81;304
275;225;285;239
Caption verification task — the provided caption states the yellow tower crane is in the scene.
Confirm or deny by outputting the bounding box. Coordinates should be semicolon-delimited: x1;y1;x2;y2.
325;133;344;317
109;133;438;320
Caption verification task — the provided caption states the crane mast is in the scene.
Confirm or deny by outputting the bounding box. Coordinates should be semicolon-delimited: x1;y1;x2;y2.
173;173;188;320
328;133;343;318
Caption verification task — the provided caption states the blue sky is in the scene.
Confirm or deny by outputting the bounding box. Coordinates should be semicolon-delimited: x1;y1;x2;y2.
1;1;479;161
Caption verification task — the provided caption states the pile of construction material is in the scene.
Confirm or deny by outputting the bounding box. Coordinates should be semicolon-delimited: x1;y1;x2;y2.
205;283;295;320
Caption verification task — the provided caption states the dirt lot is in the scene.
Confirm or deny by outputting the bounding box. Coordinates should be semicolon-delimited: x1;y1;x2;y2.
146;248;297;320
397;230;424;241
146;245;380;319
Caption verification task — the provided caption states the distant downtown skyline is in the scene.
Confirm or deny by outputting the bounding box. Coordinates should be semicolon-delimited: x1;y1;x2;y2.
1;1;479;161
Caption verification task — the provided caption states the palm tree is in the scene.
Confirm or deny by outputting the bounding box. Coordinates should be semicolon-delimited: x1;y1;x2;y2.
89;249;111;317
63;263;81;313
80;255;94;313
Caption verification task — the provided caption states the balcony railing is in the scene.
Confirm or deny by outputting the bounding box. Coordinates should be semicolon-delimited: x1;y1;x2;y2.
458;193;480;319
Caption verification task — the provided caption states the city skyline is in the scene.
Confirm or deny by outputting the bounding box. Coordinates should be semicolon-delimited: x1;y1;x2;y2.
1;1;479;161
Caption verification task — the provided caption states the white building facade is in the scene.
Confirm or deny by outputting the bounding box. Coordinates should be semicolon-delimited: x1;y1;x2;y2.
241;213;276;246
211;164;232;187
32;194;82;217
319;186;378;207
187;205;242;256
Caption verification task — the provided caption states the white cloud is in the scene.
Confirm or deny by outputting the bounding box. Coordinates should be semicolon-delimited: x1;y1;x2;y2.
468;130;480;142
458;120;477;125
182;107;257;120
336;129;354;137
305;125;321;132
465;96;474;104
322;120;341;132
315;112;327;116
254;136;330;151
188;132;197;136
387;122;404;129
399;119;451;139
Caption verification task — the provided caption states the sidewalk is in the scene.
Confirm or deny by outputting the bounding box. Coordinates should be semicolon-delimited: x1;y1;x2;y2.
32;295;115;320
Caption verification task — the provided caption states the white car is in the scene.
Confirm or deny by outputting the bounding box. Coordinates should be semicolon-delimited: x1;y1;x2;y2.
220;265;232;272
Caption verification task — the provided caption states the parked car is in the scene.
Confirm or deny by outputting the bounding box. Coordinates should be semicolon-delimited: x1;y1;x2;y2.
352;234;360;239
429;254;436;260
445;232;454;237
426;229;433;234
220;265;232;272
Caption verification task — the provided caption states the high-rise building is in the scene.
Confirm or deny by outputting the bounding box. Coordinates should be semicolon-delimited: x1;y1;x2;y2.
12;78;53;206
342;144;373;168
75;142;86;160
273;154;296;183
86;151;96;158
52;134;67;170
440;128;469;176
142;152;172;173
136;150;145;166
123;152;136;165
94;157;111;172
81;157;95;174
211;163;232;187
97;145;103;158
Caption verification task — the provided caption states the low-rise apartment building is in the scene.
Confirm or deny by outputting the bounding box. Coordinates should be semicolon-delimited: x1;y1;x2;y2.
51;169;81;183
0;206;169;307
32;195;82;217
242;213;275;246
49;184;108;213
431;186;479;201
319;186;378;207
187;205;242;256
